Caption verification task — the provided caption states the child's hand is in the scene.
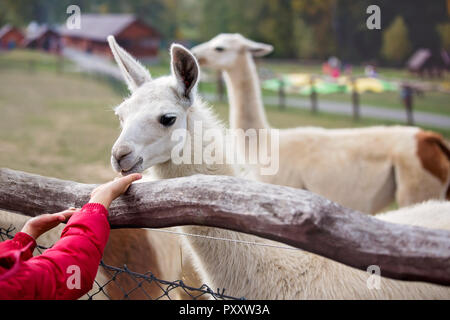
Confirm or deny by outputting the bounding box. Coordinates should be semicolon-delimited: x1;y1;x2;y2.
89;173;142;209
21;208;78;240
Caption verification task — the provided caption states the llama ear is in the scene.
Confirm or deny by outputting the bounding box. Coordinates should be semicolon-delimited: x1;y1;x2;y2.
244;39;274;57
107;35;152;92
170;43;199;103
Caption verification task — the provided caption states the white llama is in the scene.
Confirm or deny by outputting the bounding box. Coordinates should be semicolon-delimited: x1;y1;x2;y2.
107;36;450;299
191;34;450;214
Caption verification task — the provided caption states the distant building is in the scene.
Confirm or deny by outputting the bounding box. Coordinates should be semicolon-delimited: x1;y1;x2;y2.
407;48;449;78
59;14;161;60
24;24;61;54
0;25;24;49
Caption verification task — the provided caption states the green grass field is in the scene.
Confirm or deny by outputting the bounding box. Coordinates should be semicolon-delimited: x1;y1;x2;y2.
0;50;449;184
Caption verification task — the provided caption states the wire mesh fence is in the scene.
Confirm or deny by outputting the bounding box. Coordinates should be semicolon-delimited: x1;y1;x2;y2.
0;225;244;300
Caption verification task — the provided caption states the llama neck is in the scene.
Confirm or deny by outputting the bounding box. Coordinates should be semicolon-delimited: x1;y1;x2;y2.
223;53;269;131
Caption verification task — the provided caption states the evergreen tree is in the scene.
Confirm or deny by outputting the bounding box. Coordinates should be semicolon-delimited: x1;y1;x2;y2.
381;16;412;64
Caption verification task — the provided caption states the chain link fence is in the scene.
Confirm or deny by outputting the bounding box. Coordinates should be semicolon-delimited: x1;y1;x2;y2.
0;225;243;300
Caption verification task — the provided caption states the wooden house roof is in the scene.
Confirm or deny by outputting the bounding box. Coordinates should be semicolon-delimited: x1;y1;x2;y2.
59;14;159;42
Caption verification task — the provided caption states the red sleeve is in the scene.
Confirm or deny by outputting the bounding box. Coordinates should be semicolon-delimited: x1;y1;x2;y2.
0;203;110;300
0;232;36;261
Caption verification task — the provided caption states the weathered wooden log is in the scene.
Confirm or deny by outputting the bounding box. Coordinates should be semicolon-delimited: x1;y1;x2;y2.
1;167;450;286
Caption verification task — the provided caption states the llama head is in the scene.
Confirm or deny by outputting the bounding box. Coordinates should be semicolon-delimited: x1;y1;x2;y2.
191;33;273;70
108;35;200;175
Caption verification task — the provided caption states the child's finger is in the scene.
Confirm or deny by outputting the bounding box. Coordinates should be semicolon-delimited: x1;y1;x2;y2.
120;173;142;192
57;208;77;215
36;214;61;224
122;173;142;185
60;210;76;219
55;213;71;222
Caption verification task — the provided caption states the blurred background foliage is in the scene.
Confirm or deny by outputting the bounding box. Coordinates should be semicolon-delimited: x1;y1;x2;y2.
0;0;448;64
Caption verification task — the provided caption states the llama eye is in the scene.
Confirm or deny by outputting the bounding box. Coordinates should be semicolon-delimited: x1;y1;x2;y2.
159;114;177;127
215;47;225;52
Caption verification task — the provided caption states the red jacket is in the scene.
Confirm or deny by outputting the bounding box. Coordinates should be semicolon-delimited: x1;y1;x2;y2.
0;203;110;300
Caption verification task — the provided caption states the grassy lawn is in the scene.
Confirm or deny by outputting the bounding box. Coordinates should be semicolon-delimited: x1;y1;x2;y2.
0;49;69;73
0;50;449;185
0;67;121;182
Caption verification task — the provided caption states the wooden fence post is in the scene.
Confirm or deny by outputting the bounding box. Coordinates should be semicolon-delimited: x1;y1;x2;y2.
401;83;415;125
351;77;360;120
278;78;285;110
310;75;318;113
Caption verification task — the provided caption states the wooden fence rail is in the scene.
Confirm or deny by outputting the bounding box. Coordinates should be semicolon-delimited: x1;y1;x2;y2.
1;168;450;286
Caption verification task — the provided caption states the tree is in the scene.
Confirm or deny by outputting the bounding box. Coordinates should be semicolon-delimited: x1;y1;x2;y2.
292;0;337;59
381;16;412;64
437;23;450;51
292;18;315;59
396;0;447;52
333;0;384;63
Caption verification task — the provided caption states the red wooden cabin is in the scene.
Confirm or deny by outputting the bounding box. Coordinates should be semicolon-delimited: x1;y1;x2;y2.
24;26;61;54
0;25;24;49
59;14;161;59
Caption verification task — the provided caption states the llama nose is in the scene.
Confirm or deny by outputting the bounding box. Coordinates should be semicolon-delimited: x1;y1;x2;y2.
112;144;133;162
